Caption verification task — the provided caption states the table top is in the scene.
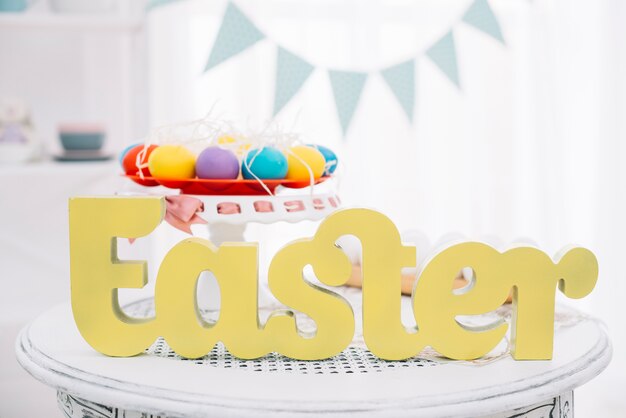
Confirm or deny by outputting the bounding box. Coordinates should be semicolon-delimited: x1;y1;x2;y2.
16;294;611;418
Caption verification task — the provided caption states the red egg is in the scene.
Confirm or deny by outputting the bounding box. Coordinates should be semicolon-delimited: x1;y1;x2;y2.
123;144;159;186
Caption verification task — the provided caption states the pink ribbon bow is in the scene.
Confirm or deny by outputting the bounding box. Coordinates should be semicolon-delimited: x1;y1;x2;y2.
164;195;208;234
128;195;207;243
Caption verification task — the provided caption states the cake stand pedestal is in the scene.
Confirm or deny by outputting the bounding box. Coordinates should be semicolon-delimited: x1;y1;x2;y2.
16;294;611;418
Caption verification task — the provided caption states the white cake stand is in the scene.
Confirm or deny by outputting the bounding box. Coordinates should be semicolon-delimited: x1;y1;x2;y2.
175;180;342;310
193;182;341;241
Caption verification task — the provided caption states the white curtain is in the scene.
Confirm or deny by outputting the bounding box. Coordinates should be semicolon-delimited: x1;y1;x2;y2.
147;0;626;413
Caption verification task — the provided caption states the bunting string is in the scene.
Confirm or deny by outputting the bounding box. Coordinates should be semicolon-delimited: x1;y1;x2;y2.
149;0;506;136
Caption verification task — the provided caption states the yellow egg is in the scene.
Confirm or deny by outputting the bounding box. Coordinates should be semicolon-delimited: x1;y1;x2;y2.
286;145;326;180
217;135;236;145
148;145;196;179
218;135;251;157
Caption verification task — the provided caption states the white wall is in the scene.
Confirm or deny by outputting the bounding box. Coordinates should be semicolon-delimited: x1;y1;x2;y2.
0;0;149;156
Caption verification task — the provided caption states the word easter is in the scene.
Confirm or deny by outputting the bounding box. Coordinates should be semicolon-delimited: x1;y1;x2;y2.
69;197;598;361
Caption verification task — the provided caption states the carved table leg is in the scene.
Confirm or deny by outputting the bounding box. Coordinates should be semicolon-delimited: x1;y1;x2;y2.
57;391;167;418
483;391;573;418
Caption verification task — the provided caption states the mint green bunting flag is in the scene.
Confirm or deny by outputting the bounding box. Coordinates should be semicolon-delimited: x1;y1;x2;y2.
146;0;183;11
273;47;315;115
381;60;415;122
204;2;265;72
426;31;460;88
329;70;367;135
462;0;504;44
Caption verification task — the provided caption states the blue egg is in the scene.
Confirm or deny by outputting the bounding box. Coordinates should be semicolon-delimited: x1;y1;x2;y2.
119;143;139;167
308;144;338;176
242;147;288;180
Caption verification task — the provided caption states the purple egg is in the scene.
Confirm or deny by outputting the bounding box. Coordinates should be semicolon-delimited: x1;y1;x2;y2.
196;147;240;179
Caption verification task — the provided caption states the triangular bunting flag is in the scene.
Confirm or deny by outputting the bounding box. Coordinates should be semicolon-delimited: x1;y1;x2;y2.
462;0;504;44
273;47;315;115
204;2;265;72
329;70;367;135
146;0;182;11
426;31;460;88
381;60;415;122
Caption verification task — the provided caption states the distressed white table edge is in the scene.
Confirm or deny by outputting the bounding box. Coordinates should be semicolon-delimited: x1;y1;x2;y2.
16;304;612;418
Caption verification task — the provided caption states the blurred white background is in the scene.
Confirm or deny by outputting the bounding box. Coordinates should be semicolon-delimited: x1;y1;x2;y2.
1;0;625;416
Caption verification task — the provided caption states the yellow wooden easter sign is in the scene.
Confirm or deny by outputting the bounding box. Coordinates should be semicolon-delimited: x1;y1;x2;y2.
69;197;598;361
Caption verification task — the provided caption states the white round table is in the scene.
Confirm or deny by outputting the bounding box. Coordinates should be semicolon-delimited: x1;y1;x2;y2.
16;293;611;418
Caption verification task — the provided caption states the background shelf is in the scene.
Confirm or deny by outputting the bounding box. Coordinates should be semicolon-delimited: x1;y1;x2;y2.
0;12;143;31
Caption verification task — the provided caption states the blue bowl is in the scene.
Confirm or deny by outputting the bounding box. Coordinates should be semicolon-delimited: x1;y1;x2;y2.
60;132;105;151
0;0;28;12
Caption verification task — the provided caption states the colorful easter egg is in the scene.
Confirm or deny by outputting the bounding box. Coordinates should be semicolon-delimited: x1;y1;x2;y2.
122;144;159;186
148;145;196;179
122;144;157;175
218;135;251;157
217;135;237;145
241;147;288;180
286;145;326;180
119;142;139;167
196;146;240;179
308;144;338;176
